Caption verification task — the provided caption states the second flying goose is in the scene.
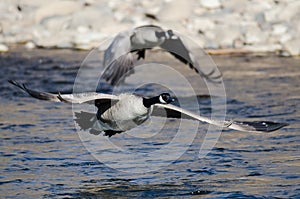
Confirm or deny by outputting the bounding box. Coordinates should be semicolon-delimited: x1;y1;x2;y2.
102;25;221;86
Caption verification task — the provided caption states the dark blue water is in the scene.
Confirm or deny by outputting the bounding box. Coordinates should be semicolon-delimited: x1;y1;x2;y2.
0;48;299;198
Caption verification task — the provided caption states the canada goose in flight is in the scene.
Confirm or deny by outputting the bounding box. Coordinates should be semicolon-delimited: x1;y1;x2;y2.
8;80;288;137
102;25;221;86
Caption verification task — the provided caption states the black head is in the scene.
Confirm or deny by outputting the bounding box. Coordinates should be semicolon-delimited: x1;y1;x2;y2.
155;29;176;39
155;31;165;38
143;93;175;108
159;93;174;104
166;29;174;37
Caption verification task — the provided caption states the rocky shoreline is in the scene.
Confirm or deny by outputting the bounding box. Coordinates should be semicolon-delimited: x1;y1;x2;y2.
0;0;299;56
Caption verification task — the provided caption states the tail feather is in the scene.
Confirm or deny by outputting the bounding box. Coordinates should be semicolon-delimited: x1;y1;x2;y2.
74;111;97;130
74;111;123;137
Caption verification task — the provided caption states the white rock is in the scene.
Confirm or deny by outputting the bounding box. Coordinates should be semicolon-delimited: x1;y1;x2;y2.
11;27;33;43
264;5;282;22
213;12;241;25
158;0;193;21
109;1;142;23
34;38;57;48
215;25;240;48
284;38;300;56
74;40;105;50
18;0;49;7
278;1;300;21
279;34;292;44
32;25;51;40
203;29;216;41
56;41;73;49
141;1;162;16
98;22;131;36
35;0;82;23
33;30;73;48
193;7;206;15
0;43;8;52
70;7;115;32
2;35;17;43
244;0;272;14
192;18;215;32
200;0;221;9
221;0;247;13
272;24;288;35
255;12;270;30
77;26;89;33
2;23;22;37
73;32;106;45
255;12;265;25
244;25;268;44
43;15;71;30
25;41;36;49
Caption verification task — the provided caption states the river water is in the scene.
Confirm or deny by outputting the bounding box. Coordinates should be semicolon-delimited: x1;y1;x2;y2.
0;47;299;198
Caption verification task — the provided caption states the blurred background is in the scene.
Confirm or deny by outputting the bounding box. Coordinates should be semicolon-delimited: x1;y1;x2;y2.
0;0;299;56
1;0;299;198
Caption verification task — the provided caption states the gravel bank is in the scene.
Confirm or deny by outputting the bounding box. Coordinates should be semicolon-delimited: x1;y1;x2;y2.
0;0;299;56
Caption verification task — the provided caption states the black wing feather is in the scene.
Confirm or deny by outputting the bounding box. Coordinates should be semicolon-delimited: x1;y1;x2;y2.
160;37;222;83
233;121;288;132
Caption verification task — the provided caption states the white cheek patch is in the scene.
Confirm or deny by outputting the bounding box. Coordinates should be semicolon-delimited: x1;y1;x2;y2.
165;31;171;39
165;30;177;40
159;95;166;104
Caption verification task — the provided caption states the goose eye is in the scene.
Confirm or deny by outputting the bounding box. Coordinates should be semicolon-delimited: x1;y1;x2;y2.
162;94;169;101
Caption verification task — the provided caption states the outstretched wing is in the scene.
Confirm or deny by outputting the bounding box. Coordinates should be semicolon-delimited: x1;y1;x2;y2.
8;80;119;104
102;30;135;86
153;103;288;133
159;33;222;84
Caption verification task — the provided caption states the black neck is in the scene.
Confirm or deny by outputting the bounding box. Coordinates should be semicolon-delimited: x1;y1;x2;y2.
143;96;160;108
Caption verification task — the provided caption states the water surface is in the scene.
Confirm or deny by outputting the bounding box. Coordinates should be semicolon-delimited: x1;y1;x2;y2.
0;48;299;198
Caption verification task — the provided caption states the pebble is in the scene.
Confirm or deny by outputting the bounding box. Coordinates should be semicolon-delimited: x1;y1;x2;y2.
192;18;215;32
244;25;268;44
0;0;299;55
279;34;292;44
0;43;9;52
25;41;36;49
34;0;82;23
284;39;300;56
272;24;288;36
158;0;193;22
73;32;106;45
200;0;221;9
278;1;300;21
215;25;240;48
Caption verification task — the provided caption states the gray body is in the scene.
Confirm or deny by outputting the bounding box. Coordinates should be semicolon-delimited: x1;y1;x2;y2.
93;94;152;132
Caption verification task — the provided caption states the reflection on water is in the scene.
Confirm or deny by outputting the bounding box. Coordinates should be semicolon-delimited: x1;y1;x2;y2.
0;48;299;198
